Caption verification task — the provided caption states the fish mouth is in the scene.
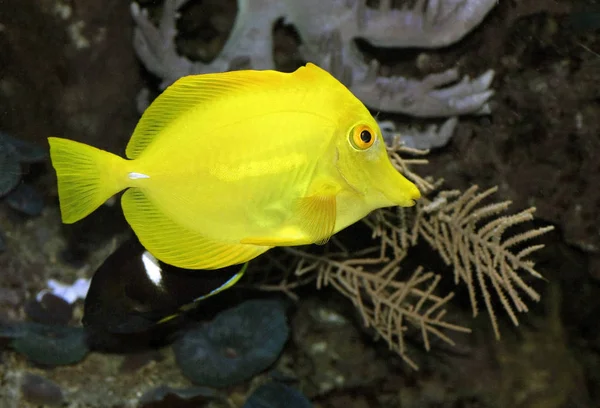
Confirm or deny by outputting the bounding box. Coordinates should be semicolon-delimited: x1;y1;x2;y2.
406;198;418;207
391;194;419;208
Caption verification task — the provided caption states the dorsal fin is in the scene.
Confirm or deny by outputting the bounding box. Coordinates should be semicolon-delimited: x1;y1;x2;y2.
293;62;335;83
125;63;335;159
126;71;279;159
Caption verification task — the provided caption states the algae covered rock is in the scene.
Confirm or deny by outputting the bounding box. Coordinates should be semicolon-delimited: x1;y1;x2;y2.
0;321;89;366
174;298;289;387
0;131;46;197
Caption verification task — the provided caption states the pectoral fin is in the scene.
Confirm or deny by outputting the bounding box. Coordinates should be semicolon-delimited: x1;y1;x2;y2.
295;194;337;245
242;193;337;246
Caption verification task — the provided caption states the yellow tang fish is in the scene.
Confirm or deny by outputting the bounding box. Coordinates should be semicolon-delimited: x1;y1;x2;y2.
48;63;420;270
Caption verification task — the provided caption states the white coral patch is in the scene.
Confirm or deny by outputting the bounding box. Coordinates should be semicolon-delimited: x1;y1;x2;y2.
36;278;91;304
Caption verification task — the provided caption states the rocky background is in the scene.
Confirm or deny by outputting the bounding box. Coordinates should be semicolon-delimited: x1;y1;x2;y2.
0;0;598;407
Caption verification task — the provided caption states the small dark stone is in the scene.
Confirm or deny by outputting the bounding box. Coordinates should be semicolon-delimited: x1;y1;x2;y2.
59;247;89;269
243;382;313;408
119;350;164;373
0;230;6;252
25;293;73;326
20;373;64;407
567;10;600;33
5;183;44;216
138;385;218;408
1;132;47;164
0;141;21;197
0;288;21;308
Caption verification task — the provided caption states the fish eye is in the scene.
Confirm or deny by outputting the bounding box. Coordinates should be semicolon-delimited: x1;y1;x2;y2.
350;125;376;150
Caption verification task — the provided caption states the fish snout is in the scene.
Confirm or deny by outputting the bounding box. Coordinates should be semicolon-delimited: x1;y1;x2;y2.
381;172;421;208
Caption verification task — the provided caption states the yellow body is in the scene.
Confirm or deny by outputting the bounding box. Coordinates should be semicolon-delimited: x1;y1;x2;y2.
48;63;420;270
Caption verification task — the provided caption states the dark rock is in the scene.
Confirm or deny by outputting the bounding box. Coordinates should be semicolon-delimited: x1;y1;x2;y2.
5;183;44;216
0;0;142;153
1;132;47;164
20;373;64;407
0;139;20;197
138;384;218;408
119;350;164;374
24;293;73;326
243;382;313;408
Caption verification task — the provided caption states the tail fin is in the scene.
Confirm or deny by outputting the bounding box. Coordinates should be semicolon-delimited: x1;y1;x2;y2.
48;137;129;224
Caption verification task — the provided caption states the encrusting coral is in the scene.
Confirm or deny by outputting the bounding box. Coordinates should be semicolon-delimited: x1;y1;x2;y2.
129;0;554;368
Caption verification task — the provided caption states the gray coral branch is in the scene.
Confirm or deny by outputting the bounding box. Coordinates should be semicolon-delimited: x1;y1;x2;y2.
297;27;494;117
361;0;499;48
350;59;494;117
285;0;496;116
131;0;200;88
380;117;458;149
284;0;498;49
131;0;285;89
131;0;497;138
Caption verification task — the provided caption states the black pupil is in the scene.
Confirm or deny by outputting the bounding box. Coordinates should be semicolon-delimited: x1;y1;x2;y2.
360;130;372;144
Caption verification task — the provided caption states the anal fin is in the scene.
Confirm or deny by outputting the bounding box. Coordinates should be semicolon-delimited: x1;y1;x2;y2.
156;263;248;325
121;189;270;269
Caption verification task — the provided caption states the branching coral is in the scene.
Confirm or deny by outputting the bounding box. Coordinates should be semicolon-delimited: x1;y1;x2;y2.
285;0;496;117
413;185;553;336
281;250;471;370
131;0;496;147
132;0;495;115
288;0;498;49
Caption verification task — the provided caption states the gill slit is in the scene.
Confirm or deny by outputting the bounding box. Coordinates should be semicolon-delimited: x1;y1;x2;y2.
334;147;362;196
